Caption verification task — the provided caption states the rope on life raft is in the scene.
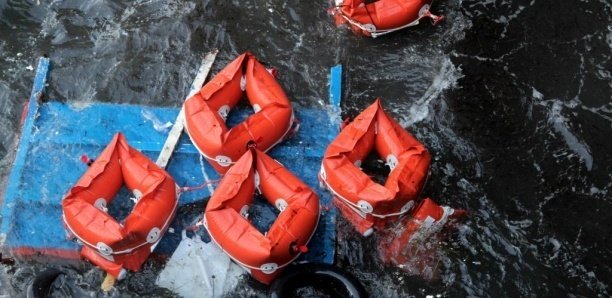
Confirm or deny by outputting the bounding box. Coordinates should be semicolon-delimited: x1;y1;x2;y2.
179;179;220;193
331;5;444;38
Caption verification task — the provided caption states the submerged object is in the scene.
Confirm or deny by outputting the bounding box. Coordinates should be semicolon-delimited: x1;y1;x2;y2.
62;133;178;279
320;99;430;236
204;148;320;284
377;198;465;277
270;263;368;298
185;52;297;174
330;0;444;37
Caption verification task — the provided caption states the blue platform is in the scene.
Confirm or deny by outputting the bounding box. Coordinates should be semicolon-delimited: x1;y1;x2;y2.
0;57;342;266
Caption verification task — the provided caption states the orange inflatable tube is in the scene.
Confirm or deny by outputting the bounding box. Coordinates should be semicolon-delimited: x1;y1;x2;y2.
331;0;443;37
62;133;178;279
204;149;320;284
185;52;296;174
320;99;430;236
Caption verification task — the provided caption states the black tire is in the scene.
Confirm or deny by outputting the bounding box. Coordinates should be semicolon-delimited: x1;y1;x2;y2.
270;263;368;298
26;268;63;298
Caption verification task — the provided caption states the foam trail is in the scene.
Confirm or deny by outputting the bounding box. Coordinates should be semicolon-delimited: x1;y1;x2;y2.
549;101;593;170
401;58;461;127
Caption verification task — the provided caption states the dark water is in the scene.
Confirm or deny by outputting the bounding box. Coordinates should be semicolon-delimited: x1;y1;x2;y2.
1;0;611;297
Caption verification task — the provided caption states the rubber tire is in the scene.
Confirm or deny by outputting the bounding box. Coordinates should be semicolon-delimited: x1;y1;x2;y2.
26;268;63;298
270;263;368;298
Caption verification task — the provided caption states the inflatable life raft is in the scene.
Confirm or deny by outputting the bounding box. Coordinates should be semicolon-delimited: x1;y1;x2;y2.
184;52;296;174
331;0;444;37
204;148;320;284
62;133;178;279
319;99;430;236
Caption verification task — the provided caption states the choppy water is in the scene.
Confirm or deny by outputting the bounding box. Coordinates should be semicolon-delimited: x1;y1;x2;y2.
1;0;611;296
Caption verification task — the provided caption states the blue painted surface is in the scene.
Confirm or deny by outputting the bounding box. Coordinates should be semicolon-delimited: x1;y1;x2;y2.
329;64;343;108
1;58;342;266
1;57;49;244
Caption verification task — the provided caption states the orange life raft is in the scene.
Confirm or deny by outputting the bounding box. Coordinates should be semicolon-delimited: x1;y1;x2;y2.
204;148;320;284
331;0;443;37
62;133;178;279
319;99;430;236
185;52;296;174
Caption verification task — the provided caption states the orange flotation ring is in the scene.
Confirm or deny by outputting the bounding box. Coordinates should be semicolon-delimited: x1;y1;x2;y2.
331;0;444;37
185;52;296;174
319;99;430;236
62;133;178;279
204;148;320;284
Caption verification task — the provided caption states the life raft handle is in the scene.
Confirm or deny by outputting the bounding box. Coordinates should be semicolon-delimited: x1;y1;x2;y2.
341;117;351;129
80;155;94;166
289;241;309;254
422;10;444;26
266;67;280;79
246;140;258;149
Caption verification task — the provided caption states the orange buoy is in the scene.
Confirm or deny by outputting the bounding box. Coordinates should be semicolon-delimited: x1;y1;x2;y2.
62;133;178;279
320;99;430;236
331;0;444;37
184;52;296;174
204;149;320;284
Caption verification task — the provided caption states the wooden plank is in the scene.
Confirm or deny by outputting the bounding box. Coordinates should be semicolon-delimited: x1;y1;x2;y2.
156;50;218;169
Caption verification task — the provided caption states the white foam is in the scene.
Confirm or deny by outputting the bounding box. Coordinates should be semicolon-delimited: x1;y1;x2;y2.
531;88;544;100
548;101;593;170
141;109;172;133
400;57;462;127
607;25;612;49
68;101;93;110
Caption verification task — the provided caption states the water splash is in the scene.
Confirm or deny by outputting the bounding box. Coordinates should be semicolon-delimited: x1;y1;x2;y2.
400;57;462;127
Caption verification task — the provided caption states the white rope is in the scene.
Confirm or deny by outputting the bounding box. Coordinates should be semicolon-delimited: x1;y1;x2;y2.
333;7;428;38
371;18;423;38
199;154;216;195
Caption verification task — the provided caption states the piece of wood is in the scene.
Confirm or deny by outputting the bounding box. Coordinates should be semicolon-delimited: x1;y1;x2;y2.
101;273;116;292
156;50;218;169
